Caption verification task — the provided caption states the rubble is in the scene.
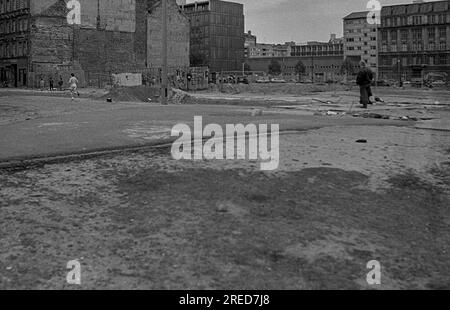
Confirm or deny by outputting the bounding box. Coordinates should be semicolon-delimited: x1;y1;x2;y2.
169;88;191;105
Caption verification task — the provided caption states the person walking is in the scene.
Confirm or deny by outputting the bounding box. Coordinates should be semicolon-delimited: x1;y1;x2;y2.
58;76;64;91
68;73;80;101
356;61;374;109
39;77;45;91
49;77;54;91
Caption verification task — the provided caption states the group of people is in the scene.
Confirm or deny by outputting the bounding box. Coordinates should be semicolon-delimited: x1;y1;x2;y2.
39;73;80;100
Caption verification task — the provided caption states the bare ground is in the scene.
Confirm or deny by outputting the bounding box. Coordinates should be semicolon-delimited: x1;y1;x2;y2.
0;126;449;290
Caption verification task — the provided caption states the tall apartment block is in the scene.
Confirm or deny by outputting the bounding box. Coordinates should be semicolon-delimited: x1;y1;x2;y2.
181;0;244;72
343;11;378;77
378;0;450;80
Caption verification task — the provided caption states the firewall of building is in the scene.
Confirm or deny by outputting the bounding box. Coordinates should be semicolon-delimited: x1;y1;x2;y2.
0;0;190;87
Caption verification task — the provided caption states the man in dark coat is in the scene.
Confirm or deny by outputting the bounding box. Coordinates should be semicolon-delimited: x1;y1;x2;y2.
356;61;374;109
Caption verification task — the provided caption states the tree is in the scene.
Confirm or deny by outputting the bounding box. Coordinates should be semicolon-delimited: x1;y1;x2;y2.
341;57;356;76
268;59;282;75
294;60;306;82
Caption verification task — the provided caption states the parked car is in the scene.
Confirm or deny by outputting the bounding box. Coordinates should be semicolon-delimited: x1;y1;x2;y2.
270;77;286;83
237;76;249;84
430;80;447;88
255;77;270;83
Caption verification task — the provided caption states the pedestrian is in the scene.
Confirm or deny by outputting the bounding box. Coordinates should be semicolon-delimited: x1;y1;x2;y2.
58;76;64;91
356;61;374;109
68;73;80;101
39;77;45;91
49;77;54;91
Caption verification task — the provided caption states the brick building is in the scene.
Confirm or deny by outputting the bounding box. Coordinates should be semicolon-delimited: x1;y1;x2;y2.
343;11;378;76
181;0;244;72
0;0;190;88
378;0;450;80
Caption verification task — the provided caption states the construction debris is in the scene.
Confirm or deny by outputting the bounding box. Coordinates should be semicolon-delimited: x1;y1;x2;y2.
169;88;191;105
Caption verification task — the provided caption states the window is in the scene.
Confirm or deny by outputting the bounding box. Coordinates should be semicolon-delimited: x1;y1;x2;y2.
401;30;408;41
412;29;422;41
439;27;446;39
428;28;436;40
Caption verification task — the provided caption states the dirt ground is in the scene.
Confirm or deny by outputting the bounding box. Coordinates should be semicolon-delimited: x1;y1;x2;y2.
1;125;449;290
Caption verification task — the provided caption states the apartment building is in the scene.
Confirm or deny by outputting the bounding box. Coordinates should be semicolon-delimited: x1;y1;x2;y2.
181;0;244;72
378;0;450;80
0;0;30;87
343;11;378;77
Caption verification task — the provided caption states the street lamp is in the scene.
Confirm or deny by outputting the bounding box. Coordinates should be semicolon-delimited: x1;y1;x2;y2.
161;0;168;105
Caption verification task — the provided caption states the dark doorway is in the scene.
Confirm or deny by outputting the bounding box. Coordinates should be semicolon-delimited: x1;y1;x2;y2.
11;64;18;87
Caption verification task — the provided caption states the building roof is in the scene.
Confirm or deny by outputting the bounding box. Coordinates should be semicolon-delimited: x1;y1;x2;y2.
343;11;369;20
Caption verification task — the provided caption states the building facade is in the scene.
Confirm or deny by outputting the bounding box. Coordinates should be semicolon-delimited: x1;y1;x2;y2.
378;0;450;80
0;0;31;87
343;11;378;77
244;30;256;58
246;55;359;82
181;0;244;72
245;40;294;58
290;35;344;58
0;0;190;88
147;0;190;69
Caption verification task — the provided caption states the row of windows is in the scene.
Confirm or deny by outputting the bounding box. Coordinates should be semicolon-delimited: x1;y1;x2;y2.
291;51;344;57
381;42;447;52
381;14;449;27
0;40;27;58
0;16;27;34
191;25;243;39
380;54;448;66
346;46;377;51
380;27;447;42
188;12;244;28
0;0;28;14
346;28;377;33
346;37;377;42
292;45;343;53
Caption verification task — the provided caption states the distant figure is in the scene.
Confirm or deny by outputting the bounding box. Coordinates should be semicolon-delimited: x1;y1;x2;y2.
39;77;45;91
58;76;64;91
356;61;374;109
68;73;79;100
49;77;54;91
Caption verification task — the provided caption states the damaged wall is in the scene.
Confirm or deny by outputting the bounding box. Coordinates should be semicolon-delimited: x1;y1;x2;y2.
147;0;190;69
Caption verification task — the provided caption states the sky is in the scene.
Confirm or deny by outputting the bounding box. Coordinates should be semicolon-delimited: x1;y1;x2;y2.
185;0;441;44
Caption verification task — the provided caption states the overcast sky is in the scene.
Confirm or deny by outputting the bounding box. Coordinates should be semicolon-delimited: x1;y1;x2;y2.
186;0;441;43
